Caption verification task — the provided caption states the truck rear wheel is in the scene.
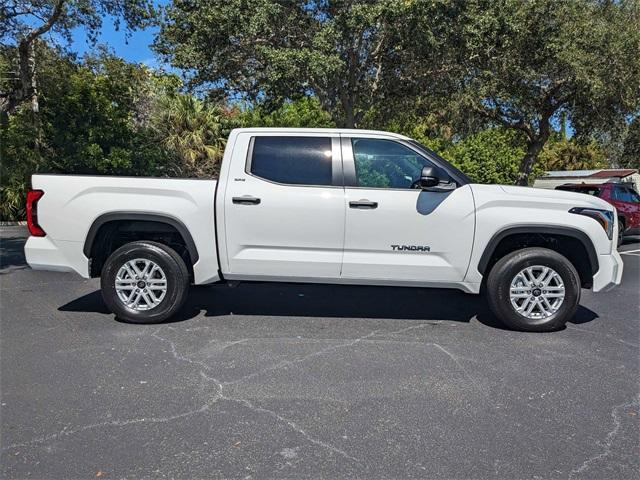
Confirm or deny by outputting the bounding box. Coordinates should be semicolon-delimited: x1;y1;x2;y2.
101;241;189;324
486;247;581;332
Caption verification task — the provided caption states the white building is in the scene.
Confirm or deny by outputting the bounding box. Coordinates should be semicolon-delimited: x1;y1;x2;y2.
533;169;640;192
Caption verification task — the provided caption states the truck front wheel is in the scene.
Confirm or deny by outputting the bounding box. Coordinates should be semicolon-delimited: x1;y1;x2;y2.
486;247;581;332
101;241;190;324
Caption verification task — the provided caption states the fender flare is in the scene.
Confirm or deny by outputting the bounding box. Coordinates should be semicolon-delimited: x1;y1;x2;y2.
83;212;199;264
477;225;599;275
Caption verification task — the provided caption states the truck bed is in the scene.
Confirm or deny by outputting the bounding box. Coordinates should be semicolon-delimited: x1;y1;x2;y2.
25;175;220;284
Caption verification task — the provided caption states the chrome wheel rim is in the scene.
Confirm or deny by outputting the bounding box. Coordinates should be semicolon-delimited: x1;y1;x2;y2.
115;259;167;311
509;265;565;320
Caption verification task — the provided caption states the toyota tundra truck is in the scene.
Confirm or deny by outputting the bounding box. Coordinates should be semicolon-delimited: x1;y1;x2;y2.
24;128;623;331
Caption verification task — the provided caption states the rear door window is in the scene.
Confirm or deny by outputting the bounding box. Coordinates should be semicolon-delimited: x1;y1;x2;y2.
249;136;333;186
616;187;640;203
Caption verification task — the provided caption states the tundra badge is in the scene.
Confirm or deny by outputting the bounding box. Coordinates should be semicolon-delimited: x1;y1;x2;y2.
391;245;431;252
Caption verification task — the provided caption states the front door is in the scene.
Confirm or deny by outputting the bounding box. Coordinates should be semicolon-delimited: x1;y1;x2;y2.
341;136;475;283
223;132;345;279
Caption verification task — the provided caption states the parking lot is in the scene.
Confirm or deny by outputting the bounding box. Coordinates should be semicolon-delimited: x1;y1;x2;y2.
1;225;638;479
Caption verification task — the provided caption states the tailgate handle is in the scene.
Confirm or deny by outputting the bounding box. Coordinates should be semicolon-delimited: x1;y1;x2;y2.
349;200;378;209
233;196;261;205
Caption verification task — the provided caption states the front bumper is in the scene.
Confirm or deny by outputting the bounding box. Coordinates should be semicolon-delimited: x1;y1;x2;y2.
592;249;623;292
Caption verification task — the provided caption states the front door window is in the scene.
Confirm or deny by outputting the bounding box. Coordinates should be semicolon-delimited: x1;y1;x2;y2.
352;138;434;189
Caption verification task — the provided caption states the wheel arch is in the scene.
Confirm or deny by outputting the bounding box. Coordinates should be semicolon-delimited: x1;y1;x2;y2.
83;212;199;276
477;225;599;288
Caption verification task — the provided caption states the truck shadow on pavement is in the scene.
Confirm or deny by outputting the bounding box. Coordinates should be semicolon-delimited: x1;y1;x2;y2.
59;282;599;330
0;237;28;272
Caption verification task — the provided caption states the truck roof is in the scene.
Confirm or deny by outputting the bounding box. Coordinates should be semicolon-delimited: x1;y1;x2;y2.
229;127;412;140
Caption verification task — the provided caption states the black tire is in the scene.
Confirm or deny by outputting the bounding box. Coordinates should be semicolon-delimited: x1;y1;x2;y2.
486;247;581;332
101;241;189;324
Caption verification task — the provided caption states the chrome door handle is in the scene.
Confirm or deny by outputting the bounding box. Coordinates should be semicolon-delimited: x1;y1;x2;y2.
232;196;261;205
349;200;378;209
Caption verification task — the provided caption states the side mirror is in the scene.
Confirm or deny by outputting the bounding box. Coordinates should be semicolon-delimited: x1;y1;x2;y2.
419;166;442;188
419;166;456;192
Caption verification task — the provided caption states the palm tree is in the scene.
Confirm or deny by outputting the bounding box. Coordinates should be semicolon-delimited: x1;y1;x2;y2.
153;94;226;177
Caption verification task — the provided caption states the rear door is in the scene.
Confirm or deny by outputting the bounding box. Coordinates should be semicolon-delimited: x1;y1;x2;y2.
340;135;475;283
223;132;345;279
611;186;640;229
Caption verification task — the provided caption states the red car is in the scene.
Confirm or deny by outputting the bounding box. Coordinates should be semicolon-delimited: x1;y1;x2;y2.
556;182;640;242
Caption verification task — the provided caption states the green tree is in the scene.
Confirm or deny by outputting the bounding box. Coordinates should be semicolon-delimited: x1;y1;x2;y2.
237;97;334;129
1;0;156;116
618;117;640;170
411;0;640;185
41;50;170;175
151;94;229;177
539;138;607;172
443;129;532;185
0;107;43;220
0;46;174;220
155;0;446;128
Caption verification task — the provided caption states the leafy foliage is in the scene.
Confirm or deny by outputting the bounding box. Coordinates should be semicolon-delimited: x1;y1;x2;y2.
618;117;640;170
539;138;607;172
154;0;442;128
150;94;229;177
396;121;606;184
236;97;334;129
155;0;640;184
444;129;529;185
1;108;42;220
407;0;640;184
1;48;174;220
1;0;157;114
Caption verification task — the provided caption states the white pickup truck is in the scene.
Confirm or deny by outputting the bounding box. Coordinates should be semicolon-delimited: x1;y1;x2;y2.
25;128;623;331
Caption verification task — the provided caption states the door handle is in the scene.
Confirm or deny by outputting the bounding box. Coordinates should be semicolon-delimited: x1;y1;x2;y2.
232;196;261;205
349;199;378;209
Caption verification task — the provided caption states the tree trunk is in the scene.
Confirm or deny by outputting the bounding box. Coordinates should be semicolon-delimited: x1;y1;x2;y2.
343;106;356;128
0;0;65;116
27;42;42;150
339;91;356;128
516;117;551;186
27;43;39;116
0;38;40;117
516;139;545;186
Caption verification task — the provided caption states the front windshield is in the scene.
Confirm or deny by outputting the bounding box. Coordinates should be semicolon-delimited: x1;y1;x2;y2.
408;140;473;185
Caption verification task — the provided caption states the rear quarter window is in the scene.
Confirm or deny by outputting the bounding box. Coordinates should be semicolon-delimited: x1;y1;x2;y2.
248;136;333;186
557;186;601;196
613;187;640;203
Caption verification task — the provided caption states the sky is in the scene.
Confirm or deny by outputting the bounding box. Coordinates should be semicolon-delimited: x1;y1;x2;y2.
70;20;162;68
68;0;169;69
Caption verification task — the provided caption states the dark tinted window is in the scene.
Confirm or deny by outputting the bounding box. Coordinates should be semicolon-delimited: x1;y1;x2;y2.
614;187;640;203
610;187;621;201
250;136;333;185
557;186;601;196
352;138;434;189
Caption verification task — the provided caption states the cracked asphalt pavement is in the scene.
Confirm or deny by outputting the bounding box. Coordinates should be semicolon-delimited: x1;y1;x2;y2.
1;226;639;479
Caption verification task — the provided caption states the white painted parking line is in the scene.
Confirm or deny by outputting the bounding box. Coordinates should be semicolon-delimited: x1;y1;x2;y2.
621;252;640;257
621;248;640;254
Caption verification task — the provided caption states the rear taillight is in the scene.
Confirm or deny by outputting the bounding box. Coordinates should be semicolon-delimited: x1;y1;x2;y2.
26;189;46;237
